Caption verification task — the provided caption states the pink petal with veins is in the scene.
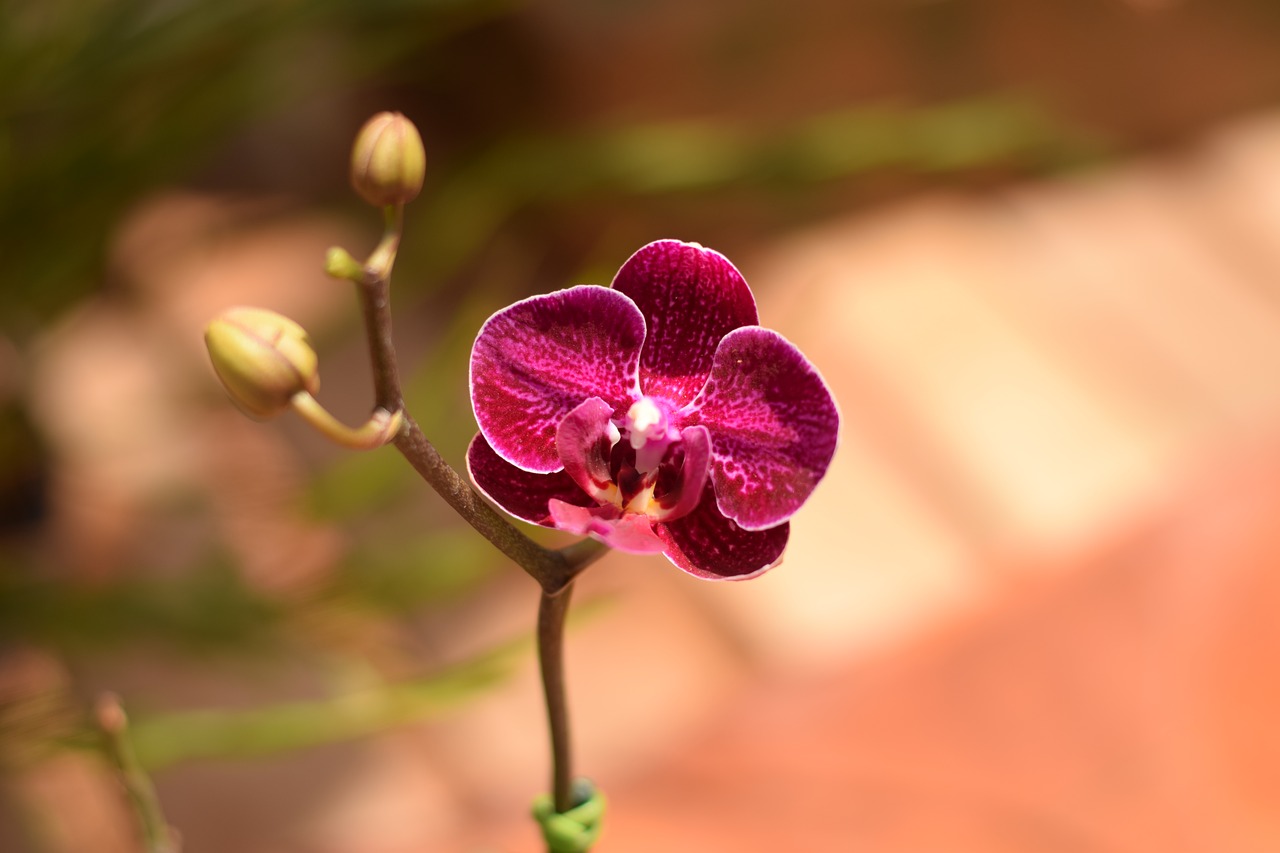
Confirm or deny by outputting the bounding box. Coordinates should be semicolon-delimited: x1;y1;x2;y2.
686;326;839;530
611;240;757;407
470;285;643;473
656;483;790;579
467;433;594;525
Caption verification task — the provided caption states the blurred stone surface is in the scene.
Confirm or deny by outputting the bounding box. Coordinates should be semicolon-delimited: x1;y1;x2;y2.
568;439;1280;853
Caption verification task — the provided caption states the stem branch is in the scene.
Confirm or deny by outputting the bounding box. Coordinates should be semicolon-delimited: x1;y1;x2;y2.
97;694;180;853
349;208;607;593
393;414;580;588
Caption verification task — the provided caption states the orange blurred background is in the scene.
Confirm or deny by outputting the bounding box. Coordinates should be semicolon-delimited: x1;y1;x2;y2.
5;1;1280;851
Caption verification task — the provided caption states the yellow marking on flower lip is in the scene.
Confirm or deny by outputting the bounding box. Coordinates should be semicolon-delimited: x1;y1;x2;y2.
623;484;658;517
624;483;694;522
590;480;623;509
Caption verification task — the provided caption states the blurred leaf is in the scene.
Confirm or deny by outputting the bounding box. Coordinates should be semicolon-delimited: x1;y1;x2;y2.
409;95;1106;282
118;594;611;769
0;559;283;653
329;527;497;612
305;444;415;520
0;526;503;652
127;632;526;770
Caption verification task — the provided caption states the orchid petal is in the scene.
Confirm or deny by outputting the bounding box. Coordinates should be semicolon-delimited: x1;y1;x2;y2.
556;397;620;505
686;326;839;530
467;433;594;526
611;240;757;408
656;484;789;579
548;500;667;553
470;285;644;473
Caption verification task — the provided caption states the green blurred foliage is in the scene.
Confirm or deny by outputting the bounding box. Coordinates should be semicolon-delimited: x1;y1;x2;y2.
126;633;524;770
0;531;496;655
0;558;282;654
0;0;514;334
409;96;1102;284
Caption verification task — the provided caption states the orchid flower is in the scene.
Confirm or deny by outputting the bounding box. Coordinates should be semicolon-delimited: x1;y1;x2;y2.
468;239;839;580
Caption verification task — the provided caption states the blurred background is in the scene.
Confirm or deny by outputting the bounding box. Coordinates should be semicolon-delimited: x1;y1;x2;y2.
5;0;1280;850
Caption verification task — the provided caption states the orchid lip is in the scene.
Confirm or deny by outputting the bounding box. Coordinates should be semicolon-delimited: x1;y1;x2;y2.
557;395;707;526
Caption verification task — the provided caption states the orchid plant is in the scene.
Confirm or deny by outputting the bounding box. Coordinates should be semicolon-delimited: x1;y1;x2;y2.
198;112;839;852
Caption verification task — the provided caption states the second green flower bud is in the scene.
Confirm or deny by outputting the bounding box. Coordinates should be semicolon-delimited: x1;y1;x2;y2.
204;307;319;419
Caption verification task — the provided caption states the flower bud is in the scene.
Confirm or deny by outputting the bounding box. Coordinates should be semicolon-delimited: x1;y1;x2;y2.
350;111;426;207
204;307;319;419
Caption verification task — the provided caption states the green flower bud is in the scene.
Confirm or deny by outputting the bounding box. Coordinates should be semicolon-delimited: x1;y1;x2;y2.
350;111;426;207
204;307;319;419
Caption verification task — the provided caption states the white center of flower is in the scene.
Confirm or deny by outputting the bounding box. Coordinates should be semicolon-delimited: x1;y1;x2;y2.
622;396;679;475
626;398;666;448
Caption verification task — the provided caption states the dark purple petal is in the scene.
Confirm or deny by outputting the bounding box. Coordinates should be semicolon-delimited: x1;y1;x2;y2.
686;327;839;530
611;240;757;408
547;501;667;553
655;484;789;580
556;397;619;504
650;425;711;522
467;433;594;526
470;285;644;473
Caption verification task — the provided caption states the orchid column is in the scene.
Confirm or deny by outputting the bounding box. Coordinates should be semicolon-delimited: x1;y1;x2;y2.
204;112;839;853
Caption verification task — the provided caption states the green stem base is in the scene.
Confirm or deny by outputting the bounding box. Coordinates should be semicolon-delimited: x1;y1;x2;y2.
532;779;605;853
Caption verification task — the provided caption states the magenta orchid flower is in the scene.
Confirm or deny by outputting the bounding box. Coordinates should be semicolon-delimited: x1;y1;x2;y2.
467;240;839;580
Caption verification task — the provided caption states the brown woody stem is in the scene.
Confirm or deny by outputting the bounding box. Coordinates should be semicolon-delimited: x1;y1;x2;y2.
345;202;610;830
538;582;577;813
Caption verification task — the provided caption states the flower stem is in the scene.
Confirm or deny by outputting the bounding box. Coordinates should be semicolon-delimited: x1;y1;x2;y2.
289;392;402;449
392;412;576;589
96;694;181;853
347;208;607;594
537;581;576;814
356;205;405;414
